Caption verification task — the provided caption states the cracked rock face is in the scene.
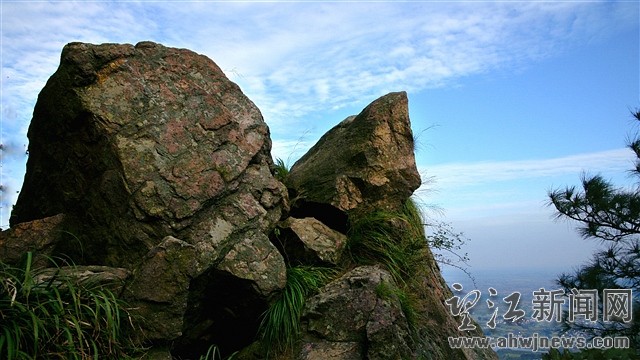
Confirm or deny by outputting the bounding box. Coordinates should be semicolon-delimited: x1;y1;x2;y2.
11;41;286;267
299;266;413;360
275;217;347;265
9;41;287;353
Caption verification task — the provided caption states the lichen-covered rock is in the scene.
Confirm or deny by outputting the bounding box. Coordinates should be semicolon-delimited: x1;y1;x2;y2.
8;41;287;356
10;41;286;269
125;236;197;341
276;217;347;265
6;41;497;360
300;265;413;360
298;341;362;360
32;265;131;293
0;213;66;267
297;263;497;360
288;92;421;220
217;229;286;296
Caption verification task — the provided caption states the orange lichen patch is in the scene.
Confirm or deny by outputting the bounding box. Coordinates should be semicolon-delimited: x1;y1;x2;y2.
96;58;127;84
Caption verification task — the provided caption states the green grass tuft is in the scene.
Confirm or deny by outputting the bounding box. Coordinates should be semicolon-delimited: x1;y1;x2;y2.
346;198;427;284
259;266;337;355
345;198;433;341
0;253;139;360
273;158;290;185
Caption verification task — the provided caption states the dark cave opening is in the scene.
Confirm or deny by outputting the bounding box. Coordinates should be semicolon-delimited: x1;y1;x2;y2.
172;269;268;359
288;200;349;234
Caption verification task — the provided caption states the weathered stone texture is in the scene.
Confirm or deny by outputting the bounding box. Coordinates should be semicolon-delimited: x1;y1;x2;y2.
10;41;286;269
8;41;287;356
300;266;413;359
288;91;421;219
0;213;66;267
276;217;347;265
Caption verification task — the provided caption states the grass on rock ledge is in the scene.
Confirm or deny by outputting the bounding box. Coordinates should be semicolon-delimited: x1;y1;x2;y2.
346;198;430;285
258;266;337;356
0;253;140;360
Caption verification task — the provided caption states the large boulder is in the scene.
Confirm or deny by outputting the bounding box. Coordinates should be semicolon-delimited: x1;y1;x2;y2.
8;41;288;356
10;41;286;267
287;91;421;223
298;263;497;360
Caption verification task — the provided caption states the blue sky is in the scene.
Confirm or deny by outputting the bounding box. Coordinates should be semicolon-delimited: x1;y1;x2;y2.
1;1;638;272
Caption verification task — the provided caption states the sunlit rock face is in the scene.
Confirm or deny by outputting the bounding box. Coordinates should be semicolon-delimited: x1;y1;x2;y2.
288;91;422;221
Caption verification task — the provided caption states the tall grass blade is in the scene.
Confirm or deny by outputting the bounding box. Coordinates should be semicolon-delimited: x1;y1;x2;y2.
259;266;337;354
1;252;139;359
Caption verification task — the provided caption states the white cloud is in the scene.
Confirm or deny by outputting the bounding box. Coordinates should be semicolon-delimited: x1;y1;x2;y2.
413;148;637;225
422;148;634;190
159;1;637;131
3;1;635;136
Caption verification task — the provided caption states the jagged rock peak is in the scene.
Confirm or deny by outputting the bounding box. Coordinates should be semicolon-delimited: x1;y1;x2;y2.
288;91;422;221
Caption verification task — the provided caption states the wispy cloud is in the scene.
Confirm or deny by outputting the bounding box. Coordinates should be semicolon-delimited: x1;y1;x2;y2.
417;148;638;269
422;148;634;190
415;148;636;222
3;1;635;138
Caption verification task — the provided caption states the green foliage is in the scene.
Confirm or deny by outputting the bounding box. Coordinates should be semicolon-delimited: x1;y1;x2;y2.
0;253;138;360
413;177;473;277
543;347;638;360
347;197;477;342
347;197;472;284
259;266;337;354
273;158;290;185
198;345;222;360
427;220;474;283
428;220;469;260
401;197;428;240
548;109;640;349
272;157;307;207
346;198;429;284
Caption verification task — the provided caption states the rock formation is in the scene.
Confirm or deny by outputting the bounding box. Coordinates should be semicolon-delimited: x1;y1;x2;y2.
287;92;422;221
1;41;497;360
6;41;287;357
300;266;414;359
